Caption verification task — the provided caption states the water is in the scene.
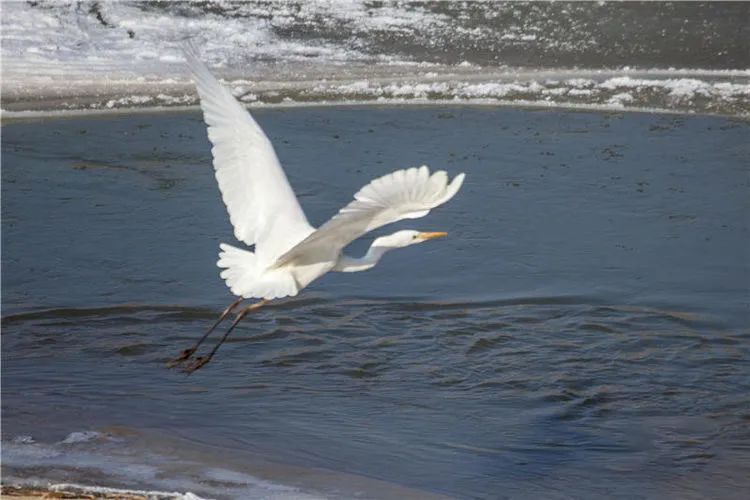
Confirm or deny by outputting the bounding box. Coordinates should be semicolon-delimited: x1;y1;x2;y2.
2;1;749;116
2;107;749;498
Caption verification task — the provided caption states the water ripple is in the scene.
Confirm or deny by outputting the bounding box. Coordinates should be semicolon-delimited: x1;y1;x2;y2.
3;296;749;497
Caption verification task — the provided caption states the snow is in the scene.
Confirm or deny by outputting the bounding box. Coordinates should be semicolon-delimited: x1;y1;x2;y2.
2;2;748;117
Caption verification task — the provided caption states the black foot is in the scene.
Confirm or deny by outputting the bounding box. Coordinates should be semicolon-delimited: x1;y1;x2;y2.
167;347;196;368
183;356;211;374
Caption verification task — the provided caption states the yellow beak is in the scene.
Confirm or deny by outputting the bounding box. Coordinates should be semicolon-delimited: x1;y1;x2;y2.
418;231;448;241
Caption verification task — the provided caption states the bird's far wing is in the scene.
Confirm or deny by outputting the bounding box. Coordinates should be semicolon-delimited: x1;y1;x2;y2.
274;166;465;267
184;45;314;261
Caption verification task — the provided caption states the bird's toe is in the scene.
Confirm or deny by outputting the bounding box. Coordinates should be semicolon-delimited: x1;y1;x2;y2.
183;356;210;374
167;348;196;368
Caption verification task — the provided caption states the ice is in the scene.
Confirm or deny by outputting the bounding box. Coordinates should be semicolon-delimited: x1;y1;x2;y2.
500;33;537;41
600;76;750;102
2;2;748;116
608;92;635;107
567;88;595;96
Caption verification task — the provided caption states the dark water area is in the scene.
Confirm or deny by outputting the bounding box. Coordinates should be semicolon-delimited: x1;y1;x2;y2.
2;107;750;498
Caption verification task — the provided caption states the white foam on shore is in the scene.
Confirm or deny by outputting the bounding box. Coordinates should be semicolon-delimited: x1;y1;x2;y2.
2;432;326;500
48;483;206;500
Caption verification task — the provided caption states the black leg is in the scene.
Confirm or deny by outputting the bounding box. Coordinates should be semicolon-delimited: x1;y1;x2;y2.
167;296;244;368
183;299;268;374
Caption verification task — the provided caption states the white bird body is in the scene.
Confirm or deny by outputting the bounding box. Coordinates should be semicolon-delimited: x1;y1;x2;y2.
170;47;466;372
184;47;465;301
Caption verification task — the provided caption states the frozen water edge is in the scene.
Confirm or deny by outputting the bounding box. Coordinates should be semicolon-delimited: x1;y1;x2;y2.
4;87;750;122
3;65;748;117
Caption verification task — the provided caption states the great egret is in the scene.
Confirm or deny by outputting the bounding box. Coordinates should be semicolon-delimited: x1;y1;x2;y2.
170;47;465;373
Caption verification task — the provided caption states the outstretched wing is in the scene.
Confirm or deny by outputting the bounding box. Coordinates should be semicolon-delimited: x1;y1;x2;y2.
274;166;465;267
185;45;314;263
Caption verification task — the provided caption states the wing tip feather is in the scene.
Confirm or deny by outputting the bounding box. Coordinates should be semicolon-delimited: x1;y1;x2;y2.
440;171;466;204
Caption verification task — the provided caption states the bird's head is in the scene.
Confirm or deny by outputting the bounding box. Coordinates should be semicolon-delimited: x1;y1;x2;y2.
372;230;448;249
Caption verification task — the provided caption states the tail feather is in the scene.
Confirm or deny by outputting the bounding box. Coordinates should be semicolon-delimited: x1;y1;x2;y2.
217;243;299;299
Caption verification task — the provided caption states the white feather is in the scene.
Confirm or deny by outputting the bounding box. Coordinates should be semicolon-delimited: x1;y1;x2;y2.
184;45;314;266
217;243;299;299
186;47;465;300
274;166;465;267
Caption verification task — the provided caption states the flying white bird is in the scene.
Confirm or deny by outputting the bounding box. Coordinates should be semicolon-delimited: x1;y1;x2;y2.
170;47;465;372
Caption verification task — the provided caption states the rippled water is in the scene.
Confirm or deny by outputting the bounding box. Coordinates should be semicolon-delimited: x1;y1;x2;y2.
2;107;749;498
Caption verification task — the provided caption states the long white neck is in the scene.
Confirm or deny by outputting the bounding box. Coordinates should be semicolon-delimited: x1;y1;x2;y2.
333;244;391;273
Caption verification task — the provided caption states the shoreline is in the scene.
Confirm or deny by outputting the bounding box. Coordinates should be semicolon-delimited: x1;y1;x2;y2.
3;67;748;120
3;98;749;123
